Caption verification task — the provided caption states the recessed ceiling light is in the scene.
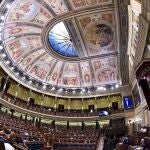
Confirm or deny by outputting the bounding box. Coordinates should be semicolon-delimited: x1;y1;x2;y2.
59;88;63;92
82;88;85;92
88;90;91;93
2;53;6;58
6;60;10;64
6;4;11;9
51;87;55;90
115;84;119;88
15;72;19;76
1;16;5;20
22;76;26;80
10;66;15;70
42;85;46;89
29;80;32;84
111;86;114;90
103;87;106;91
97;86;103;90
0;45;3;49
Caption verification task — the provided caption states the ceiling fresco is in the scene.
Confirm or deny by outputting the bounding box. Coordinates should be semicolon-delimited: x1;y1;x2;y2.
70;0;113;9
0;0;129;94
77;11;116;57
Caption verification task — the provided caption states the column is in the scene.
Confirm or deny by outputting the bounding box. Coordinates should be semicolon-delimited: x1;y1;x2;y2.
68;98;70;113
2;76;9;92
25;114;27;123
82;98;84;113
142;109;145;126
146;108;150;126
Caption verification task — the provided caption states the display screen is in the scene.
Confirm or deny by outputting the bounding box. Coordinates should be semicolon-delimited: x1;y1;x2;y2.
123;96;134;110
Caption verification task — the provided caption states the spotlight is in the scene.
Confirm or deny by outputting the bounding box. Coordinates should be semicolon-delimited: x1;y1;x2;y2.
1;16;5;20
22;76;26;80
115;84;119;88
111;86;114;90
2;53;6;58
5;60;10;64
10;66;15;70
103;87;106;91
15;72;19;76
0;45;3;49
58;88;63;92
97;86;103;90
42;85;46;89
29;80;32;84
6;4;11;9
82;88;85;92
72;90;75;94
88;89;91;94
51;87;55;91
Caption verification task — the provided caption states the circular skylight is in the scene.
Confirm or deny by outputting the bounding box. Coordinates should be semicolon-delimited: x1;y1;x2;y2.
48;22;78;57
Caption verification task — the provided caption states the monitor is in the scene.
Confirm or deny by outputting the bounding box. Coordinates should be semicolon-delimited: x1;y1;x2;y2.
123;96;134;110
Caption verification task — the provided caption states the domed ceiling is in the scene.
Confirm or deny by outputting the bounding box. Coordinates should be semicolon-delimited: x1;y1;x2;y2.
0;0;129;95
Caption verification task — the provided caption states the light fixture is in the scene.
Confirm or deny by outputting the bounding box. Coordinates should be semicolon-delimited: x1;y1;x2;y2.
2;53;6;58
97;86;103;91
72;90;75;94
0;45;3;49
22;76;26;80
58;88;63;92
82;88;85;92
6;4;11;9
51;87;55;91
111;86;114;90
103;87;106;91
1;16;5;20
115;84;119;88
15;72;19;76
10;66;15;70
88;89;91;94
42;85;46;89
5;60;10;64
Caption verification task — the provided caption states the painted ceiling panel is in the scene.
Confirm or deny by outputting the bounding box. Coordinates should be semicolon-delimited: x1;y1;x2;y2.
77;11;116;57
7;0;53;25
80;61;93;87
17;49;46;71
43;0;68;15
46;61;64;85
70;0;113;9
4;23;42;39
4;36;42;62
91;57;118;85
28;54;56;81
60;63;80;87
